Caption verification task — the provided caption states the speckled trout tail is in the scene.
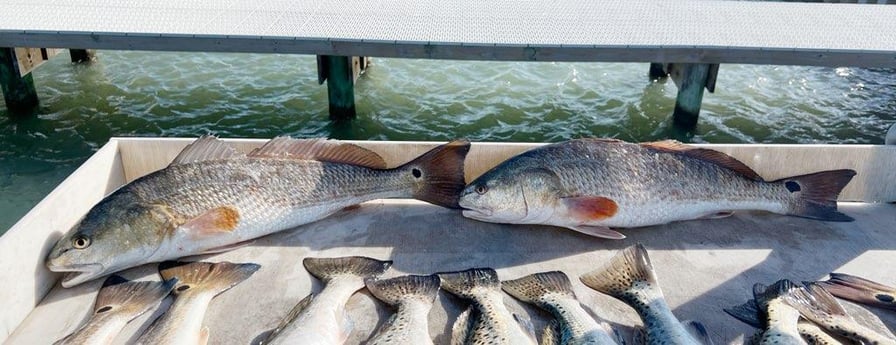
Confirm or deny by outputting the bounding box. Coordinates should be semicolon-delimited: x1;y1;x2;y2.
783;282;896;345
459;139;856;239
817;273;896;311
579;244;709;345
502;271;618;345
438;268;538;345
135;261;259;345
54;275;176;345
264;256;392;345
365;274;441;345
47;136;469;287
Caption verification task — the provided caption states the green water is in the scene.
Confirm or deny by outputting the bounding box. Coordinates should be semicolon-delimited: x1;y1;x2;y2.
1;51;894;234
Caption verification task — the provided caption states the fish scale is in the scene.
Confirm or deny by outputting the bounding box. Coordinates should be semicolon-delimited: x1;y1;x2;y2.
460;138;854;239
46;137;469;287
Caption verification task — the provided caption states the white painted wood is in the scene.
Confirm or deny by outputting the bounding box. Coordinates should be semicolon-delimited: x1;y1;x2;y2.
0;140;124;341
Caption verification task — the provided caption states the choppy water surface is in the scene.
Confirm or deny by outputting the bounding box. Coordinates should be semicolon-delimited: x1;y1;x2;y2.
1;51;894;233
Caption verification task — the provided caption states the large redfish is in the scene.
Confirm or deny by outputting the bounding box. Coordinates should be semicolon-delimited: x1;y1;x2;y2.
47;136;469;287
459;139;855;239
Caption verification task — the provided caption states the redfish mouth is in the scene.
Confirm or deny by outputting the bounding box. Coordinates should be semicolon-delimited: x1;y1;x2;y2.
461;209;493;219
48;263;105;288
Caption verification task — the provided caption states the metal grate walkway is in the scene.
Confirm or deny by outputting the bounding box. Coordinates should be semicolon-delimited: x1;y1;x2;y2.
1;0;895;66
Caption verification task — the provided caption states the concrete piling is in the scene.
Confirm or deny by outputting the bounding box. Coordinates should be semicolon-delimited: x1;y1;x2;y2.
0;47;39;111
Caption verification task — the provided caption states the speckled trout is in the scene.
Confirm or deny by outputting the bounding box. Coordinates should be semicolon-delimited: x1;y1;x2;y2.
46;136;470;287
54;276;175;345
783;282;896;345
136;261;259;344
752;280;806;345
438;268;538;345
502;271;618;345
264;256;392;345
580;244;710;345
365;274;441;345
459;139;855;239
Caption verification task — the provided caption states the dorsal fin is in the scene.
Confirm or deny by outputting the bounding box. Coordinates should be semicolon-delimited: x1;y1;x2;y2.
641;140;763;181
170;135;244;166
247;137;387;169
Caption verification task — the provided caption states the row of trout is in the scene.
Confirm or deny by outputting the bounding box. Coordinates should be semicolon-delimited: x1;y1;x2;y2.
57;244;894;344
46;136;857;288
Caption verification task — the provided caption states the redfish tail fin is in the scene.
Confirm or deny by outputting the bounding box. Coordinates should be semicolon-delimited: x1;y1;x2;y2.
774;169;856;221
401;140;471;209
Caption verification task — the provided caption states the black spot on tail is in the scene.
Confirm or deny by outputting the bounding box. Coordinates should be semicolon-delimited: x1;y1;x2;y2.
785;181;801;193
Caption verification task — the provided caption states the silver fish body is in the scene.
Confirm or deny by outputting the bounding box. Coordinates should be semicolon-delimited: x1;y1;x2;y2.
46;137;468;287
460;139;854;238
580;244;704;345
265;256;392;345
502;271;617;345
55;276;175;345
439;268;537;345
135;261;259;344
365;275;440;345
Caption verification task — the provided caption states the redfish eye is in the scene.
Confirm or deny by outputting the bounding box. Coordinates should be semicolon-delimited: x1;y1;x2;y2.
72;235;91;249
475;185;488;195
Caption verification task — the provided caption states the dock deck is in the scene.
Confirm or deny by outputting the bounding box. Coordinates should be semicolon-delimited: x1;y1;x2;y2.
1;0;896;67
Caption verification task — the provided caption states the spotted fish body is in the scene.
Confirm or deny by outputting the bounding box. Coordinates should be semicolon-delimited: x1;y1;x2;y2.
459;139;855;239
54;276;175;345
752;281;807;345
438;268;537;345
365;275;441;345
580;244;704;345
783;283;896;345
265;256;392;345
502;271;617;345
135;261;259;344
46;136;469;287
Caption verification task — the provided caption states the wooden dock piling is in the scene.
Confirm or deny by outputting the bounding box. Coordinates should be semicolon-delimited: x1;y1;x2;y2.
0;48;39;111
649;63;667;80
69;49;94;63
317;55;368;121
668;63;719;128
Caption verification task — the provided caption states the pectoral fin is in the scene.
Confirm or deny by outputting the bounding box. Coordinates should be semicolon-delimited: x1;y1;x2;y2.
569;225;626;239
561;196;618;221
199;326;209;345
180;206;240;239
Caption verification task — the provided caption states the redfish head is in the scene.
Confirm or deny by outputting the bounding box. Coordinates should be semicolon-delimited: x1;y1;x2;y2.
46;193;171;288
459;167;561;224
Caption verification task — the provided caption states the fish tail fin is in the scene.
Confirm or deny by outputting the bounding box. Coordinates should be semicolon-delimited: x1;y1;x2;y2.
681;320;714;345
723;299;764;329
753;279;799;308
158;261;259;297
782;282;849;320
365;274;441;306
303;256;392;283
774;169;856;221
579;243;659;300
399;140;471;209
502;271;575;309
94;275;177;318
437;268;500;299
817;273;896;310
